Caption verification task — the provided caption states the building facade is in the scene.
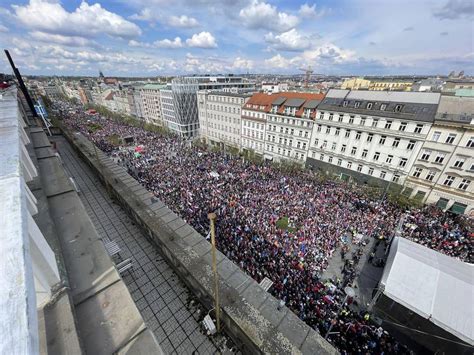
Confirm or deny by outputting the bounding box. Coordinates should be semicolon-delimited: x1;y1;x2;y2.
162;76;255;138
340;77;371;90
368;78;414;91
140;84;166;125
307;89;440;186
264;93;324;163
197;91;251;149
241;93;272;156
404;96;474;215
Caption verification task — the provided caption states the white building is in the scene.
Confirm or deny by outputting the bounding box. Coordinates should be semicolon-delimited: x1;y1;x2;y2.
241;93;271;155
261;82;289;94
139;84;166;125
197;91;251;149
264;93;324;163
404;96;474;215
307;89;440;185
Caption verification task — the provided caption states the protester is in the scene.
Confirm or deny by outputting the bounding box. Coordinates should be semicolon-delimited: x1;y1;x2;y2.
59;101;472;354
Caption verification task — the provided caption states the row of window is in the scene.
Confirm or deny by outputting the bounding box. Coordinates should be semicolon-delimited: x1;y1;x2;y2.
208;95;245;104
431;132;474;147
266;135;308;150
242;129;264;140
208;125;240;134
319;112;422;133
242;138;264;151
206;104;241;114
412;168;471;190
208;131;240;144
315;127;417;150
243;120;264;130
266;145;306;160
242;110;265;119
203;114;240;125
342;101;404;112
268;115;313;128
267;124;311;138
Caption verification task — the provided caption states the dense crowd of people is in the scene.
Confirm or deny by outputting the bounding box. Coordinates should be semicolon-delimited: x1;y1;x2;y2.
60;103;472;354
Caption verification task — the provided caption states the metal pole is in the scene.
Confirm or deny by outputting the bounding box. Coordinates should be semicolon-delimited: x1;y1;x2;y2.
325;294;348;339
208;212;220;333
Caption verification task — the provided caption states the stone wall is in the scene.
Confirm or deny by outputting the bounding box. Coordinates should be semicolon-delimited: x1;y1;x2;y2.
63;128;337;355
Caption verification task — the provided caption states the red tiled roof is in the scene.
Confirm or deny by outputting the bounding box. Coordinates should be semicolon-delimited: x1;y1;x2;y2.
245;92;325;118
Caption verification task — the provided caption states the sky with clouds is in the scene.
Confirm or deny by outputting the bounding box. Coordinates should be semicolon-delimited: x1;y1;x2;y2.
0;0;472;76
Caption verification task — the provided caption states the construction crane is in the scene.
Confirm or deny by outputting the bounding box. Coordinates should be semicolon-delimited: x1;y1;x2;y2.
299;66;314;88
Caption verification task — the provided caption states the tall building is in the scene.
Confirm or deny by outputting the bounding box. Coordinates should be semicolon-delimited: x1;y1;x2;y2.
161;76;255;138
306;89;440;185
263;92;324;162
140;84;166;125
404;96;474;215
241;93;272;156
197;91;251;149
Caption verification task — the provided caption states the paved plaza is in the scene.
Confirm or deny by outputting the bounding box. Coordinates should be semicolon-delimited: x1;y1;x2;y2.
55;136;228;355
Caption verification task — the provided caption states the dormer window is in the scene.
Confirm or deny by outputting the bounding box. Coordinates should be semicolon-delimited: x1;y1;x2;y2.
343;100;348;107
271;105;278;113
395;104;403;112
304;108;312;118
367;102;373;109
380;103;387;111
355;101;361;108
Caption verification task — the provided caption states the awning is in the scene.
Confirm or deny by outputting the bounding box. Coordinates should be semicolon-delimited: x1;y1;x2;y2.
436;198;449;209
380;237;474;345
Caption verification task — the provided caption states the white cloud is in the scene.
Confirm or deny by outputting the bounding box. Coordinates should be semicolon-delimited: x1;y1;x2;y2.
265;29;314;51
302;44;356;64
29;31;95;47
0;24;8;32
129;8;156;21
168;15;199;28
232;57;254;70
186;31;217;48
239;0;299;32
184;53;225;72
264;54;301;69
13;0;142;39
154;37;184;48
433;0;474;20
299;3;326;18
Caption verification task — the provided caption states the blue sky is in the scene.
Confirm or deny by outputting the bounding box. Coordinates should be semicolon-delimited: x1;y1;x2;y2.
0;0;472;76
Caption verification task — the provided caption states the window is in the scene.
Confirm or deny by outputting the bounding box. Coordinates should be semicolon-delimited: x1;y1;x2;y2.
314;138;319;146
413;168;423;178
351;146;357;155
420;150;431;161
345;130;351;138
349;116;354;124
347;161;353;169
379;136;386;145
392;174;400;183
386;155;393;164
331;142;336;150
392;138;400;148
341;144;347;153
373;152;380;161
320;154;325;160
395;104;403;112
357;164;363;172
434;153;446;164
453;158;465;168
372;119;378;128
355;102;361;108
337;159;342;166
367;102;373;109
380;103;387;111
407;140;416;150
414;124;423;134
343;100;348;107
458;179;471;191
399;122;407;131
362;149;368;158
317;124;322;132
326;127;331;134
426;171;436;181
360;117;366;126
443;175;455;186
432;131;441;142
328;156;333;163
338;115;343;122
302;142;307;150
445;133;456;144
368;167;374;176
355;131;361;140
367;133;373;142
335;127;340;136
399;158;407;168
329;114;333;121
385;120;392;129
467;137;474;148
380;171;386;179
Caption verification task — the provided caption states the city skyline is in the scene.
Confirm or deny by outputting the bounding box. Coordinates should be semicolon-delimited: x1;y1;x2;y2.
0;0;473;76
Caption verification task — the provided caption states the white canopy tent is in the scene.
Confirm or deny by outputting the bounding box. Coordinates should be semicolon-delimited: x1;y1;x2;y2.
380;237;473;346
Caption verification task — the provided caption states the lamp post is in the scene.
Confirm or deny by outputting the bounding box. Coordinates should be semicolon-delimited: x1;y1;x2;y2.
208;212;221;333
325;286;355;340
